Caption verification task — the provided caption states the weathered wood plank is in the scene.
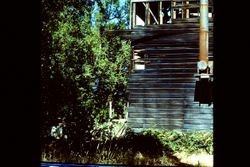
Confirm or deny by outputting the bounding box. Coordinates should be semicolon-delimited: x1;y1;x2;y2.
129;77;196;83
133;47;200;51
139;54;213;60
128;107;213;113
129;97;196;104
183;120;213;126
126;18;213;131
127;124;183;131
138;52;199;57
128;118;184;125
128;112;184;119
133;48;200;55
131;68;197;73
130;72;195;77
129;102;213;109
134;43;199;48
146;63;196;69
183;124;213;130
128;92;195;98
128;114;185;121
137;38;213;45
127;87;195;94
128;82;195;88
184;114;213;120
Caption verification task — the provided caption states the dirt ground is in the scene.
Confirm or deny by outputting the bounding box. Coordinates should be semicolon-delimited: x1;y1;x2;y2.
175;152;213;167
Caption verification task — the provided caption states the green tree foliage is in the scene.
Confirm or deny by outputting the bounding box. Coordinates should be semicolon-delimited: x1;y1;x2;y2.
95;0;130;31
41;0;131;156
142;129;213;154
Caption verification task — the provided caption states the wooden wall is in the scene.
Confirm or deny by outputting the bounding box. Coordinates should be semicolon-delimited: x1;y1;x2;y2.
126;21;213;132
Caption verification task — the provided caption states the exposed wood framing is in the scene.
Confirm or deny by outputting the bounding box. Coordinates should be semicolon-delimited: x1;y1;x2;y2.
159;1;163;24
186;1;190;18
129;1;132;29
182;1;184;18
182;0;190;18
143;2;159;25
172;1;176;19
132;2;136;28
130;0;211;28
145;2;150;25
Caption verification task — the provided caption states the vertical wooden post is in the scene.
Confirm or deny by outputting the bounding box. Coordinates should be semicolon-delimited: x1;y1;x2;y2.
145;2;150;25
199;0;209;63
131;47;135;72
159;1;163;24
172;1;176;19
148;3;151;25
186;1;190;18
182;0;184;19
129;1;132;29
145;3;147;25
132;2;136;28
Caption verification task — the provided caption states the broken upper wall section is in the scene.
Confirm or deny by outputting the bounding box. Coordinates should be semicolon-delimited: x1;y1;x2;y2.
129;0;214;28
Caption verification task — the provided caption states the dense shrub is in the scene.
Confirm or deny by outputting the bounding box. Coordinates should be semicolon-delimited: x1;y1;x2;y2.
142;128;213;155
41;0;131;159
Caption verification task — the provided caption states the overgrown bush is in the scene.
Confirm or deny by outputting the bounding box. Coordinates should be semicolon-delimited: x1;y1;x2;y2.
142;128;213;155
41;0;131;160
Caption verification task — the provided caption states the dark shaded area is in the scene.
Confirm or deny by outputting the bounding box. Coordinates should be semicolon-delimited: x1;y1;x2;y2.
42;129;196;166
2;0;41;166
213;0;250;166
194;79;213;105
112;84;129;118
41;63;94;158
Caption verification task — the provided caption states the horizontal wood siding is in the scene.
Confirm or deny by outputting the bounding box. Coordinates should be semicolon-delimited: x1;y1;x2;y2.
127;21;213;131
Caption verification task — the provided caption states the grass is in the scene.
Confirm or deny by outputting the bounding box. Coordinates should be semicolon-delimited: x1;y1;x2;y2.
41;126;213;166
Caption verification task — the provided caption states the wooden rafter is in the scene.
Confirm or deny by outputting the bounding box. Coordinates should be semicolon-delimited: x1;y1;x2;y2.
143;2;159;25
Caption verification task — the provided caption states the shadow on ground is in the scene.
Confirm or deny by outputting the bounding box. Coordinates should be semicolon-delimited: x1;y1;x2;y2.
41;130;196;166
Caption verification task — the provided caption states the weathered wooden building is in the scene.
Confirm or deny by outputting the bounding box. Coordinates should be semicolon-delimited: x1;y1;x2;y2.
119;0;214;132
